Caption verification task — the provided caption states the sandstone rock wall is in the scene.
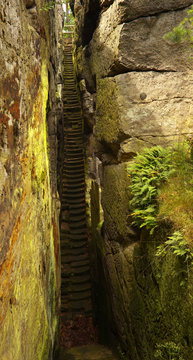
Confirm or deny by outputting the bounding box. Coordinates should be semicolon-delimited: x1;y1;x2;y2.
0;1;64;359
73;0;193;358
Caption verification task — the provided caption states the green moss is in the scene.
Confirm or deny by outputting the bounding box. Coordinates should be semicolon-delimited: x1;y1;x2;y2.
103;163;130;242
96;78;119;144
129;228;193;360
0;52;59;360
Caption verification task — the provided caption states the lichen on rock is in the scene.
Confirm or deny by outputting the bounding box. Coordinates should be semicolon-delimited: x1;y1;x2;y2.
0;0;63;358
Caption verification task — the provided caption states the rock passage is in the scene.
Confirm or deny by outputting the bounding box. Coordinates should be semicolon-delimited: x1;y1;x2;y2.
58;43;119;360
60;43;92;320
60;43;95;348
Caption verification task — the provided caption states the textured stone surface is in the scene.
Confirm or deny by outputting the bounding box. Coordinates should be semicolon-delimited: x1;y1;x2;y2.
0;1;63;359
89;8;192;78
96;72;193;147
102;163;136;243
102;238;139;359
99;0;193;21
73;0;193;357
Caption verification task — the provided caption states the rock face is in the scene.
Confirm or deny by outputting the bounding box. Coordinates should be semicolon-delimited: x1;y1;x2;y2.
0;1;64;359
74;0;193;358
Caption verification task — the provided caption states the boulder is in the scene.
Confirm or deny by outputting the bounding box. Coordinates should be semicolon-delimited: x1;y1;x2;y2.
96;72;193;146
89;7;192;78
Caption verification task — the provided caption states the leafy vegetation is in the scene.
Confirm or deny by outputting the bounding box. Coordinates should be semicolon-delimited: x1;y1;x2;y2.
164;5;193;59
164;6;193;44
40;0;65;11
156;231;193;269
158;142;193;248
154;342;184;360
40;0;74;37
128;146;174;233
128;142;193;265
117;345;127;360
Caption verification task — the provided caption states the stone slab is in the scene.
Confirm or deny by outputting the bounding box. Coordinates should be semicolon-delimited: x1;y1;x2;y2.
96;71;193;145
89;7;192;78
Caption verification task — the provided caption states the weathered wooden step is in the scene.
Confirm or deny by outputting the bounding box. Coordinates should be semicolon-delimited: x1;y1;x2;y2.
69;221;86;229
61;284;92;297
63;172;85;178
61;253;89;264
69;215;86;223
60;247;88;256
68;233;87;241
69;209;86;217
62;182;85;189
62;264;90;275
70;273;91;284
62;189;85;196
64;160;84;167
61;240;87;249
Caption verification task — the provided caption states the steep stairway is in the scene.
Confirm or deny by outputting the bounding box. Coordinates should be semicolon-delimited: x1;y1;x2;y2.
58;43;119;360
60;42;95;348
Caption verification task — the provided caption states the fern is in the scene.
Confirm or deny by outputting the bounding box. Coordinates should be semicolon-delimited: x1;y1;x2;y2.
164;5;193;57
128;146;174;232
154;342;185;360
156;231;193;265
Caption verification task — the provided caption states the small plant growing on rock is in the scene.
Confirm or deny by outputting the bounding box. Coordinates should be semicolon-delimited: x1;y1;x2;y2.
156;231;193;269
117;345;128;360
164;5;193;59
128;146;174;233
128;142;193;274
164;6;193;44
154;342;185;360
40;0;65;11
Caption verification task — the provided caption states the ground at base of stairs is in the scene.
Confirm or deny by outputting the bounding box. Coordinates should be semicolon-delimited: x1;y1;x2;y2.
57;344;119;360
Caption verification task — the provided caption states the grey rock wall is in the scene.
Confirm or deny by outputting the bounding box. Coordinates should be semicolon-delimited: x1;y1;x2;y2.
74;0;193;358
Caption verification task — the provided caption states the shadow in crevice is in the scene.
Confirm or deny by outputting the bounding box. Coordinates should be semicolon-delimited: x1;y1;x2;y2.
82;0;101;46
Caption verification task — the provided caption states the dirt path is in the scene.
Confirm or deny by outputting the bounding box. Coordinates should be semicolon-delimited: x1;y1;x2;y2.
58;344;119;360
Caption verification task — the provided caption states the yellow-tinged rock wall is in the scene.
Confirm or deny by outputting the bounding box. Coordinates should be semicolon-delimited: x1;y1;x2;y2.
0;1;63;358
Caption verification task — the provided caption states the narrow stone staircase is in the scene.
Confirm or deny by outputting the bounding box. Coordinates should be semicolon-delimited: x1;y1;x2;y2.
60;42;95;348
58;43;119;360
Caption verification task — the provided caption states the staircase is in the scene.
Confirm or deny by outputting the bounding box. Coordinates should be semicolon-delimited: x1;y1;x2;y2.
60;43;94;348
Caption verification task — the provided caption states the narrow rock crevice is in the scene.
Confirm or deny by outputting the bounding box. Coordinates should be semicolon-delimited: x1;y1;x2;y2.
59;42;96;349
82;0;101;46
104;67;177;79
